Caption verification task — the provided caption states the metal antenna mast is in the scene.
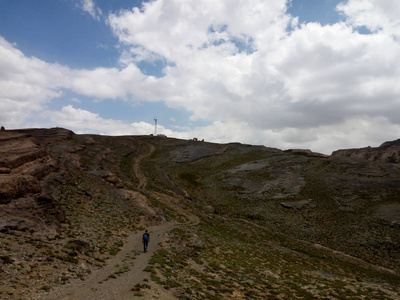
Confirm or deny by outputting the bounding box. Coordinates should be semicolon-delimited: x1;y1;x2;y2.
154;117;157;135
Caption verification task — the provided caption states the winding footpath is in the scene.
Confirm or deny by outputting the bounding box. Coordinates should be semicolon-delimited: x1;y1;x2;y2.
37;142;195;300
134;143;155;191
40;223;174;300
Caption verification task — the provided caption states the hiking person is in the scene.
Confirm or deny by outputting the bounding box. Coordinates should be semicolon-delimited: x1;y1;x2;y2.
142;229;150;253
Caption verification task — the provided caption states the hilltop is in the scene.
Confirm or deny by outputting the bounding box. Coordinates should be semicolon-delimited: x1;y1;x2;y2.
0;128;399;299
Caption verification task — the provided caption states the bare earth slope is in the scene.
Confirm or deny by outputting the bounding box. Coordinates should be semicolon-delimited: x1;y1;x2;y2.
0;128;399;299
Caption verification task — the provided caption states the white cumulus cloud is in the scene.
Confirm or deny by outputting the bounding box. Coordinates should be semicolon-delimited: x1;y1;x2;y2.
39;105;172;136
104;0;400;152
337;0;400;38
1;0;400;154
0;37;69;128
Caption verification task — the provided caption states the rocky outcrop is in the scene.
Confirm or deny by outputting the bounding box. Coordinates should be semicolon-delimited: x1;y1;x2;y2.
12;127;74;145
331;139;400;163
0;195;66;234
87;170;122;186
0;175;41;204
0;132;54;203
0;132;47;167
0;130;65;230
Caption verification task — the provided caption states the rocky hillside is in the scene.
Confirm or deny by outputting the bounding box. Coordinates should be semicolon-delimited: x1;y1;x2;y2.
0;128;399;299
332;139;400;163
146;137;400;268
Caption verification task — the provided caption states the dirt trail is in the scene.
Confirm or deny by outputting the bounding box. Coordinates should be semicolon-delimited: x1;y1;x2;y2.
37;141;197;300
133;142;199;226
38;223;174;300
134;143;155;190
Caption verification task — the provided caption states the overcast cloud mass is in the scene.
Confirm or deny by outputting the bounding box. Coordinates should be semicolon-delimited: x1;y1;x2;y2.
1;0;400;154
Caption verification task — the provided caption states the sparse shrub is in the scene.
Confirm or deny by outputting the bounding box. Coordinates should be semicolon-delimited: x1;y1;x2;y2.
143;266;153;272
109;240;124;255
170;227;185;236
135;283;151;289
0;256;13;264
55;254;78;264
133;292;143;297
40;286;50;292
179;172;200;187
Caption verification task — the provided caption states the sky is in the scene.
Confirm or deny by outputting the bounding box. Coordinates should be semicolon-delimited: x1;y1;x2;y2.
1;0;400;154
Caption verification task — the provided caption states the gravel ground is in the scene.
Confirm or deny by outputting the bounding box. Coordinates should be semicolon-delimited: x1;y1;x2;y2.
36;223;176;300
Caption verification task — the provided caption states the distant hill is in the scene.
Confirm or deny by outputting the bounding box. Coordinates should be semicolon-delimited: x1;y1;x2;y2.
1;128;399;299
332;139;400;163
